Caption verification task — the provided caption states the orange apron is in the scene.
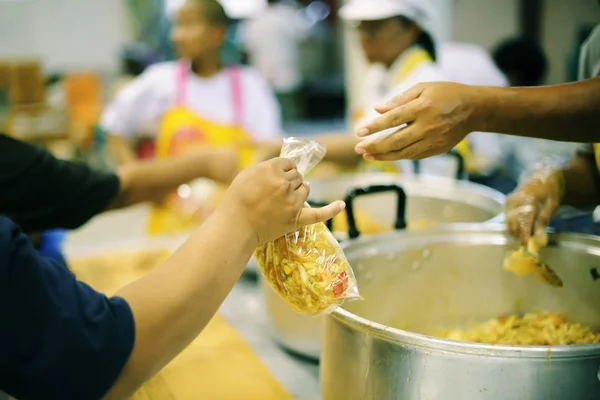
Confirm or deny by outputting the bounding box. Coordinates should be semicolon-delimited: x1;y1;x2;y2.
147;61;254;236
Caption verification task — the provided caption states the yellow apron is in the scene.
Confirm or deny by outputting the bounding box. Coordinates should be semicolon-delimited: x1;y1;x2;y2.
593;144;600;171
147;62;253;236
351;47;471;172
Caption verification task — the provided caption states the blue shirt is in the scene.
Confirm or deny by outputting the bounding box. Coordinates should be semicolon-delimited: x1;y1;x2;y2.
0;217;135;399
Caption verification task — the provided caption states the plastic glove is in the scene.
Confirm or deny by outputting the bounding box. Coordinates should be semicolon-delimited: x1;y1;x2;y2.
505;163;565;245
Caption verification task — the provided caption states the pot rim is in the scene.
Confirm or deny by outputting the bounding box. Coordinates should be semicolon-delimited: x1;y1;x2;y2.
332;224;600;359
309;173;506;207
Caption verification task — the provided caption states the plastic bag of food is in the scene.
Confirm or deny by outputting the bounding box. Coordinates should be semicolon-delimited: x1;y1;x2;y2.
254;138;360;315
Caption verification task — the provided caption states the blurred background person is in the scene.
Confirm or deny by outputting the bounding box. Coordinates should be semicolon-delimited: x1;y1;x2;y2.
102;0;282;166
492;37;548;87
112;42;160;97
239;0;310;122
100;0;282;236
339;0;449;177
438;41;509;87
437;41;509;190
259;0;504;181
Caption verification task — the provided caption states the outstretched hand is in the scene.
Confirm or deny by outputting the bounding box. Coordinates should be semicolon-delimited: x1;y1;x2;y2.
354;82;480;161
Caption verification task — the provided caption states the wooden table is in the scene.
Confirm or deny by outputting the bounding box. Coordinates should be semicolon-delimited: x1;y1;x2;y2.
69;249;293;400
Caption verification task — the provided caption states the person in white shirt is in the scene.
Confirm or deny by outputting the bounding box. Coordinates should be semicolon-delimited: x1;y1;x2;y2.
437;42;508;181
300;0;494;178
238;0;309;121
439;42;509;88
102;0;283;237
101;0;282;165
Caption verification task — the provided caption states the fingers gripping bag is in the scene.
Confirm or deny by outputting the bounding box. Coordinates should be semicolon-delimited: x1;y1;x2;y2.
254;138;361;316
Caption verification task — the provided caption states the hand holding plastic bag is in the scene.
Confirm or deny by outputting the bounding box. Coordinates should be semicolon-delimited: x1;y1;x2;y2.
505;161;565;245
254;138;360;315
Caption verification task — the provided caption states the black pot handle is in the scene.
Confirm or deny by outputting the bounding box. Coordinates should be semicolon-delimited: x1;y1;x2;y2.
447;150;466;180
344;184;407;239
307;199;334;231
411;151;465;180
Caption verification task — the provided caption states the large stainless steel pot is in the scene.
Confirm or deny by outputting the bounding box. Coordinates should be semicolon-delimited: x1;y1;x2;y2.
321;226;600;400
261;174;506;359
308;173;506;231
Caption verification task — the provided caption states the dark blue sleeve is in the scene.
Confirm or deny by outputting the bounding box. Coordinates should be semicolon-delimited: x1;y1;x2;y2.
0;217;135;400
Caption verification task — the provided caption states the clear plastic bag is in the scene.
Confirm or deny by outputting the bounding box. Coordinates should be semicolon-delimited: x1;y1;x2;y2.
504;159;565;286
254;138;361;315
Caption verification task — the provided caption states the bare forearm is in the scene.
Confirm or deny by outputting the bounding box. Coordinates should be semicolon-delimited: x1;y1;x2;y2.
108;134;137;166
258;134;360;167
309;133;361;167
561;155;600;209
105;209;256;398
113;153;214;208
474;78;600;142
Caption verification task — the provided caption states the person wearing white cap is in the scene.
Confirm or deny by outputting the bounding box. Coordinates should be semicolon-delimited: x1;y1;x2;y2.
337;0;501;179
258;0;502;179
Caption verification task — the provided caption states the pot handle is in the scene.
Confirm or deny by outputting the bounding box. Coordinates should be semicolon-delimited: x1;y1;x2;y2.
344;184;407;239
307;199;334;231
412;151;465;180
447;150;466;180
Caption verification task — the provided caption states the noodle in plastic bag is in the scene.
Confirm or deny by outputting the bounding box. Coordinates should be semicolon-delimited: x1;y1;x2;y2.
254;138;361;315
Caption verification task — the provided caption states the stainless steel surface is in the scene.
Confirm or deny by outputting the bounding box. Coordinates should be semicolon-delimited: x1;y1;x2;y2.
264;173;507;359
321;226;600;400
309;173;506;229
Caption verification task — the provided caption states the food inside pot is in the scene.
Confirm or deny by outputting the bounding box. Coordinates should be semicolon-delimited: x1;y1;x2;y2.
503;233;563;287
331;208;434;234
437;312;600;346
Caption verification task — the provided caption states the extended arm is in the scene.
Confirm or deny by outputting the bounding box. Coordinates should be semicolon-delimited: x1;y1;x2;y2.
355;78;600;161
474;78;600;142
112;147;239;208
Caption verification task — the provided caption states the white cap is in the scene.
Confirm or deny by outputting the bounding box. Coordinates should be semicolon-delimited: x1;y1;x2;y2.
219;0;267;19
339;0;438;41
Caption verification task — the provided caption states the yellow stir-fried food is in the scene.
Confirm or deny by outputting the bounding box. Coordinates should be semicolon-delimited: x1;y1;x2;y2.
438;312;600;346
331;208;434;235
504;247;541;277
503;234;563;287
254;221;359;315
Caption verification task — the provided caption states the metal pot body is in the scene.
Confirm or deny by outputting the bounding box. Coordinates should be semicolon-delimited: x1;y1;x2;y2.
321;227;600;400
309;173;506;231
262;174;506;359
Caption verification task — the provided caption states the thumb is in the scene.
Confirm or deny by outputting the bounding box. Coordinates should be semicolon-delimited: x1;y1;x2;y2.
296;201;345;228
374;84;425;114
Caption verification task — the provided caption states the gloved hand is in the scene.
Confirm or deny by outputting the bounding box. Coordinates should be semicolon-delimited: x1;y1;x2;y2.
505;165;565;246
